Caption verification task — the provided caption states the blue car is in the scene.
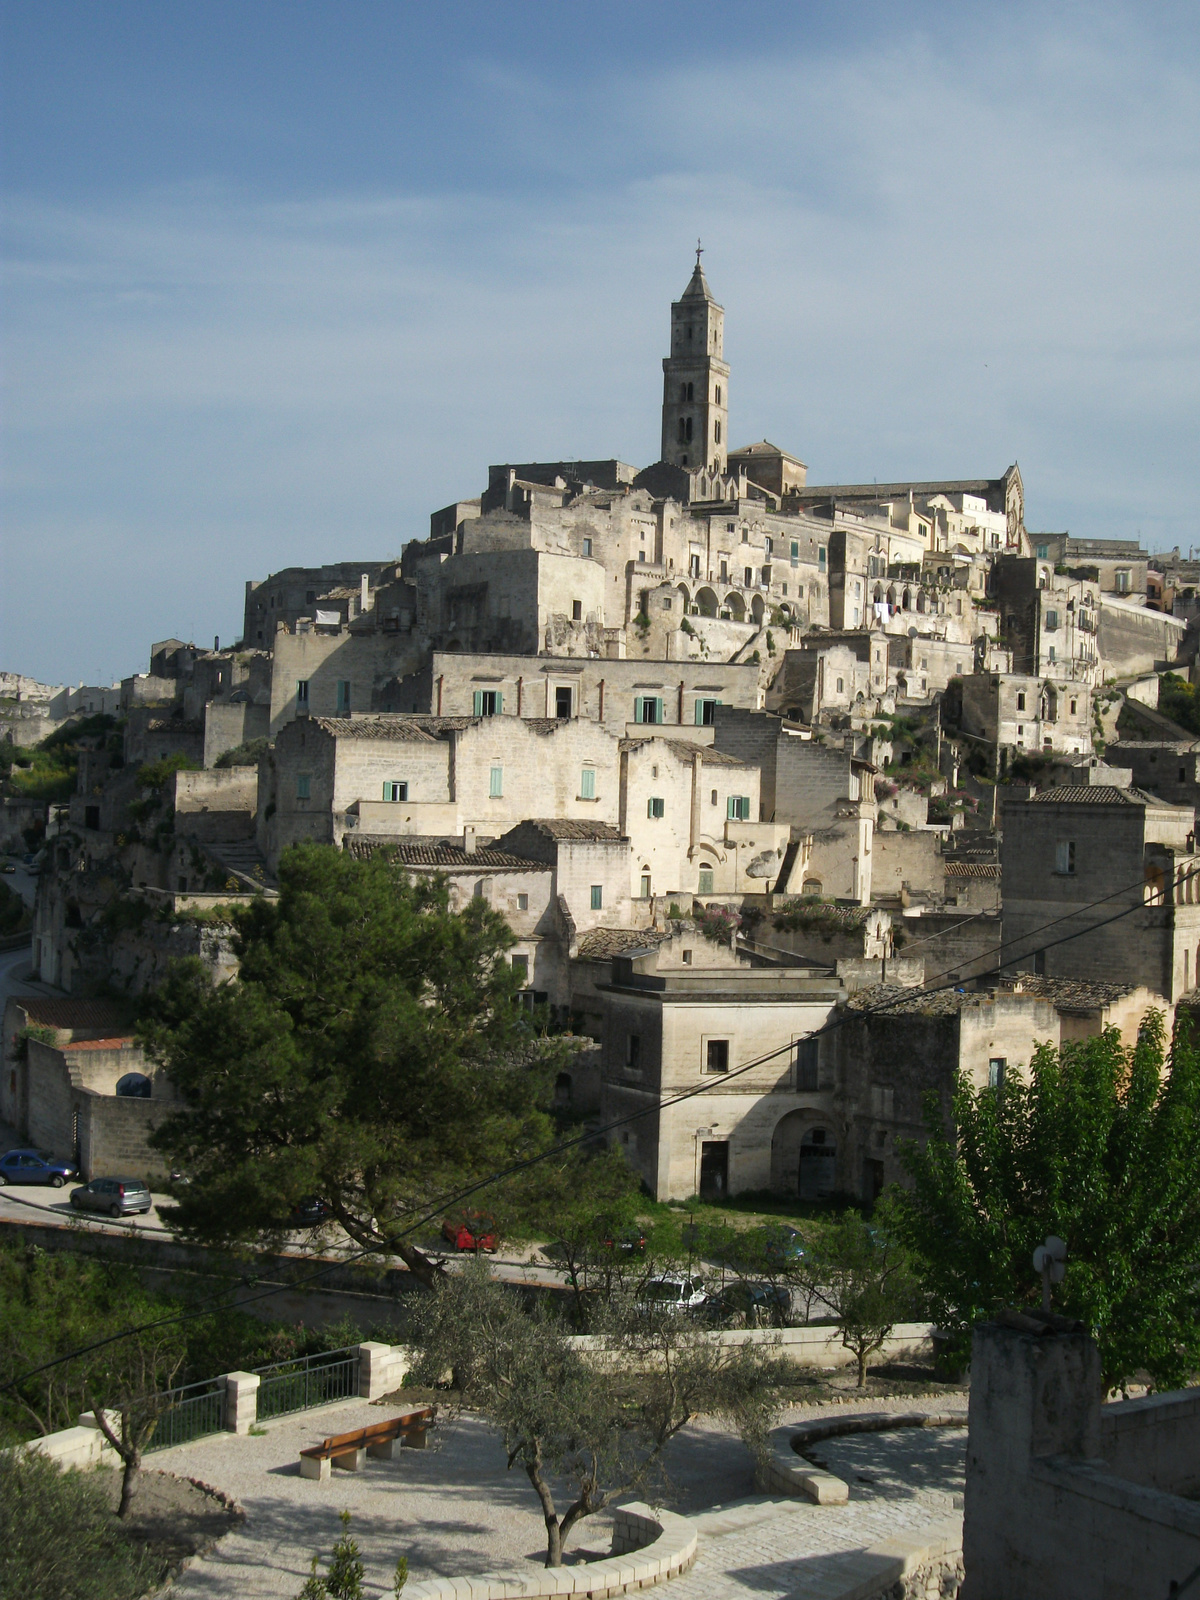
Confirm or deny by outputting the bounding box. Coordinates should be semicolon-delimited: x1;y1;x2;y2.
0;1148;79;1188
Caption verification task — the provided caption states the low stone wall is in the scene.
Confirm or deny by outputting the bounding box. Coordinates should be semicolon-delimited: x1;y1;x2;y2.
1099;1385;1200;1497
759;1410;965;1505
565;1322;934;1371
402;1501;696;1600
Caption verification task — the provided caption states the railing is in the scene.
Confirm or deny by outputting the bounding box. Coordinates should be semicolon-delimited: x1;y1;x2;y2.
145;1378;225;1453
254;1347;359;1421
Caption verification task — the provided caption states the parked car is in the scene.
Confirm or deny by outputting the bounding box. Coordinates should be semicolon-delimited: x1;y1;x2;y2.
288;1196;333;1227
442;1212;498;1252
636;1273;708;1315
701;1280;792;1328
762;1224;806;1265
0;862;15;874
70;1176;153;1218
601;1225;646;1254
0;1148;78;1187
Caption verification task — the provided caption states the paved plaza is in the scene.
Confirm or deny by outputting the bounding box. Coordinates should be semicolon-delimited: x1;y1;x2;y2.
154;1392;967;1598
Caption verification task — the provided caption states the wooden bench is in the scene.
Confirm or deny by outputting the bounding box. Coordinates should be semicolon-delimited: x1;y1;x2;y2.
299;1406;435;1482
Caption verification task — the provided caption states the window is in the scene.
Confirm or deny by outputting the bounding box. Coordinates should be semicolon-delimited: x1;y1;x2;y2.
870;1084;895;1119
719;560;728;582
626;1034;641;1071
1055;839;1076;875
715;384;721;404
1045;609;1059;630
1036;545;1049;560
743;567;753;587
714;420;722;444
634;696;664;724
706;1039;730;1074
682;948;692;964
382;781;408;802
473;689;503;716
1016;692;1026;711
697;865;714;894
818;546;826;569
1070;699;1077;714
305;589;316;604
988;1057;1006;1090
641;871;652;898
638;551;645;562
836;677;845;694
517;892;529;911
761;566;771;585
741;528;748;544
790;541;799;567
572;600;582;621
1048;645;1056;663
1116;569;1130;593
765;537;773;555
511;954;529;982
296;774;311;800
727;795;751;821
590;884;603;910
296;679;310;707
710;788;718;806
795;1037;819;1091
647;797;665;818
583;537;592;557
336;680;351;714
695;697;719;725
489;765;503;797
689;553;701;577
580;767;596;799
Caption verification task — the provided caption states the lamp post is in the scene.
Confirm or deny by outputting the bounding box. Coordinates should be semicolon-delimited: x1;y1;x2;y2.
1032;1235;1067;1313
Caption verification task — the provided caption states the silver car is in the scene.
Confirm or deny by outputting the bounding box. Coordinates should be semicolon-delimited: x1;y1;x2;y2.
70;1176;153;1218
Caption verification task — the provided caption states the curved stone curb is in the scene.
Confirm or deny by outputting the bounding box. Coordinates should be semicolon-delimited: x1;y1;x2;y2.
402;1502;696;1599
757;1409;967;1504
824;1514;963;1600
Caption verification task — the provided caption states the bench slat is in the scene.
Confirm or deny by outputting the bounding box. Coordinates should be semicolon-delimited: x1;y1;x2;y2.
300;1407;435;1461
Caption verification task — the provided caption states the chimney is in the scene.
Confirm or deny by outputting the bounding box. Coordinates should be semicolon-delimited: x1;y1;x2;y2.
360;573;370;613
463;826;477;856
214;635;220;651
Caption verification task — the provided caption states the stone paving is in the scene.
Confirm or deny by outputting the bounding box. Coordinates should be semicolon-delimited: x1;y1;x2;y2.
155;1392;968;1598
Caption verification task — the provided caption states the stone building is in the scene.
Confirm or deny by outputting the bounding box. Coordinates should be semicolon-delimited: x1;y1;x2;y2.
1032;532;1149;597
598;931;843;1201
1001;783;1200;999
711;709;877;903
990;556;1101;689
837;975;1164;1203
263;712;624;865
242;563;395;646
960;673;1093;761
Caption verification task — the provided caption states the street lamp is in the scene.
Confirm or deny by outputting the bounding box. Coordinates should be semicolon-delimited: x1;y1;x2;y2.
1032;1235;1067;1313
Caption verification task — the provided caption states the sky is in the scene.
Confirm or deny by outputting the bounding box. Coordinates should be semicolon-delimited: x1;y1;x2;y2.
3;1;1199;687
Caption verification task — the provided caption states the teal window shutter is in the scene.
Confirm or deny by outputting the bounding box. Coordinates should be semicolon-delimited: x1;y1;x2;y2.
634;697;644;723
495;691;504;713
694;700;704;725
581;768;595;799
727;795;737;820
489;765;503;797
473;690;483;716
652;697;663;724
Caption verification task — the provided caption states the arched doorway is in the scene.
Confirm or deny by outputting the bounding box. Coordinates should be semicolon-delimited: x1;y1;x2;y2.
726;592;746;622
800;1127;837;1199
751;594;765;625
696;587;718;618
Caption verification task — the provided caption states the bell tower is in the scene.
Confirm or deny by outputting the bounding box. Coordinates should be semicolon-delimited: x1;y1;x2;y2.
660;244;729;473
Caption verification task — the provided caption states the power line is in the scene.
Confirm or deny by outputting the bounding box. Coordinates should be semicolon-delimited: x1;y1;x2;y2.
4;856;1195;1394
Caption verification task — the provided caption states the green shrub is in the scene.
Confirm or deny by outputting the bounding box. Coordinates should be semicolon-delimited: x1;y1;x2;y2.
0;1449;155;1600
136;752;200;790
215;738;268;769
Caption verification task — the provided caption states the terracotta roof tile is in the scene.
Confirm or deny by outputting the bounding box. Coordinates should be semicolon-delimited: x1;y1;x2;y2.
521;819;627;842
344;837;547;871
945;862;1000;878
12;998;129;1031
575;927;668;960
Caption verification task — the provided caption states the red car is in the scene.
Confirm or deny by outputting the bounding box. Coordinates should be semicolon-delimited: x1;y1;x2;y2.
442;1212;498;1252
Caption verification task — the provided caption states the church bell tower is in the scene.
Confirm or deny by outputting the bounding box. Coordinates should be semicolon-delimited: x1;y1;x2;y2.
660;245;729;473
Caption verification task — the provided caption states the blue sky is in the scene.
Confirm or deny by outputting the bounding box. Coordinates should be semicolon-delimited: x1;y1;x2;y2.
3;1;1199;686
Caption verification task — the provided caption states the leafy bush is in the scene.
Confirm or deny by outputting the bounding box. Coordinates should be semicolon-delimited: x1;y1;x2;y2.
0;1449;155;1600
136;752;200;790
1157;673;1200;737
215;738;268;769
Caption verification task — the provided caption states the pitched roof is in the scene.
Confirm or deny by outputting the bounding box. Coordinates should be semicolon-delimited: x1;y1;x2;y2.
662;740;750;768
679;259;716;303
314;717;443;743
1027;785;1169;805
945;861;1000;879
519;819;627;843
575;927;669;961
996;974;1141;1009
344;837;547;871
12;998;129;1031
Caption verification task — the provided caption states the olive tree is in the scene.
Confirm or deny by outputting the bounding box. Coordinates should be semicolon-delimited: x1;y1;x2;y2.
407;1261;789;1567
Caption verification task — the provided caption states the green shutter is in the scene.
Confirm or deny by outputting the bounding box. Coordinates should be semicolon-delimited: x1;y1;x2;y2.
727;795;737;820
653;697;663;724
695;699;704;725
581;768;595;799
495;691;503;714
473;690;483;716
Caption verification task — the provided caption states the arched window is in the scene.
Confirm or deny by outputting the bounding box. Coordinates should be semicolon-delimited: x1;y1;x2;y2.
714;421;722;444
679;383;687;403
116;1073;152;1099
685;417;693;441
686;381;694;402
715;384;721;404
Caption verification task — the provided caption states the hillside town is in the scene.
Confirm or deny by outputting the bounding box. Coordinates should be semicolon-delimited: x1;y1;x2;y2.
4;254;1197;1219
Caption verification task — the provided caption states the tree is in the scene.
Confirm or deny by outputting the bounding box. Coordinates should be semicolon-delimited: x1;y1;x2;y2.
143;843;567;1285
893;1014;1200;1391
407;1260;789;1567
0;1448;155;1600
812;1211;919;1387
85;1309;187;1518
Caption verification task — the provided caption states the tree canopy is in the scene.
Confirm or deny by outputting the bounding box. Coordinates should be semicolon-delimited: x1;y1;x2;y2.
893;1013;1200;1391
144;843;566;1283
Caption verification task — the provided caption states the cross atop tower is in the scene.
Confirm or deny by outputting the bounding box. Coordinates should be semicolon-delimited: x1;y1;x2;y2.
695;238;703;267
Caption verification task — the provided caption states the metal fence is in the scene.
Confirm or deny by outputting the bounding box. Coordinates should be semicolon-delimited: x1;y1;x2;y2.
145;1378;225;1453
254;1346;359;1421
